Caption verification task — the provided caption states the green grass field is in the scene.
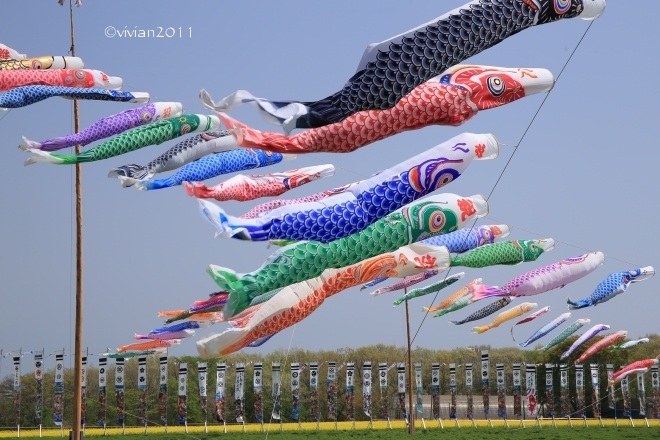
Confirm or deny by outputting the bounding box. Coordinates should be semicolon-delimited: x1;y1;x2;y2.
19;428;660;440
3;422;660;439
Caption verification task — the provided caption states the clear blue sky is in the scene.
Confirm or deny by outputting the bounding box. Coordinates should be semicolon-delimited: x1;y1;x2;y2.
1;1;657;367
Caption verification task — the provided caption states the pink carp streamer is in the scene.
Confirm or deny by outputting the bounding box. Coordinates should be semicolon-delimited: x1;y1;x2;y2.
575;331;628;363
611;359;660;384
185;164;334;202
0;69;121;92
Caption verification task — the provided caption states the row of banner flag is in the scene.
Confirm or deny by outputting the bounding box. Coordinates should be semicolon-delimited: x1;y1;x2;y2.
8;351;660;427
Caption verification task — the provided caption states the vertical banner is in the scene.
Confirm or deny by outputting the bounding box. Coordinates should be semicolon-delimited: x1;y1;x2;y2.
13;356;20;426
362;362;372;418
637;372;647;417
379;362;389;420
54;351;64;426
198;362;208;421
345;363;355;420
496;363;506;418
431;363;440;420
310;362;319;422
114;357;125;426
575;364;585;418
291;363;301;421
272;363;282;420
159;356;168;424
235;363;245;423
177;362;188;425
397;363;407;420
525;364;537;418
512;364;521;419
481;351;490;417
622;374;631;417
253;363;263;423
326;362;336;421
466;363;474;420
449;363;457;419
559;364;569;418
545;364;554;418
81;356;87;427
606;364;615;410
34;351;43;426
652;366;660;419
97;357;107;427
137;357;147;426
215;363;226;423
590;364;600;419
414;363;422;414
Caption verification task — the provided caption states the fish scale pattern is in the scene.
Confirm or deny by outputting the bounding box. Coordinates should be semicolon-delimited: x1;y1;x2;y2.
241;187;350;219
449;297;512;324
299;0;585;127
44;114;207;164
136;148;285;191
109;130;232;181
450;240;546;268
0;85;139;108
0;69;96;91
211;197;480;317
539;320;588;352
27;103;162;151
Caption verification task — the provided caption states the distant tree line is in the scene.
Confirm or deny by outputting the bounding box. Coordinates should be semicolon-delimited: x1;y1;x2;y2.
0;335;657;427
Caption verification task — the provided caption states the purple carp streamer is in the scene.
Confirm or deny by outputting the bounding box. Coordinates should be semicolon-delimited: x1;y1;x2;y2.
25;114;220;165
21;102;182;152
560;324;610;359
369;270;439;297
469;252;605;301
204;0;605;131
0;85;147;109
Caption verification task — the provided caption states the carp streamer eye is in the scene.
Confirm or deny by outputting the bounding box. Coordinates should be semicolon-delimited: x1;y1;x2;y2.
139;111;153;123
487;76;505;96
554;0;571;15
428;211;446;232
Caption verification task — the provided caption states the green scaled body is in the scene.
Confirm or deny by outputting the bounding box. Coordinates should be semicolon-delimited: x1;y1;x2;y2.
393;273;464;306
450;239;553;268
248;288;284;307
212;196;475;317
538;319;590;352
47;114;209;164
433;293;474;317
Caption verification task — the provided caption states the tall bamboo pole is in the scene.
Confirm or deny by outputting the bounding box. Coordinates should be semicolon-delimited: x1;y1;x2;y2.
405;288;414;434
68;0;84;438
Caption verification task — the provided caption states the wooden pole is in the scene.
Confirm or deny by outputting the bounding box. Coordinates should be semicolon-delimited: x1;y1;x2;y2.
405;289;414;434
69;0;84;439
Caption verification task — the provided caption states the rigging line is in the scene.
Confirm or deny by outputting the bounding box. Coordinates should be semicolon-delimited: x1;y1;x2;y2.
484;216;643;268
404;20;595;355
264;324;297;440
0;108;11;124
